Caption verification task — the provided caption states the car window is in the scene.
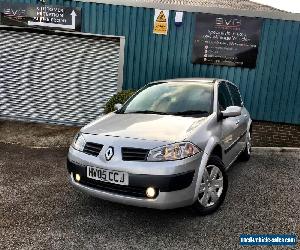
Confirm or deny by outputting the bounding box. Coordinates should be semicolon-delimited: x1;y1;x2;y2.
119;81;214;116
218;82;233;111
227;83;243;107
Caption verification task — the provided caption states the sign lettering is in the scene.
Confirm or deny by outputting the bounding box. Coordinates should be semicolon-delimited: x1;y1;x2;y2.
0;2;81;31
192;13;262;68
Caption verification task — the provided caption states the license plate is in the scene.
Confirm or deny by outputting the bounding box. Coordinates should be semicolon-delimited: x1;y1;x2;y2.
86;166;129;186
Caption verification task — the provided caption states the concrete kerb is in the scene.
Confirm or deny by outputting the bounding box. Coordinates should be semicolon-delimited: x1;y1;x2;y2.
252;147;300;152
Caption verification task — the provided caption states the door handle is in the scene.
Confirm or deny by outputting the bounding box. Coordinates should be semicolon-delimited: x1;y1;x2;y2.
235;120;240;125
244;115;248;118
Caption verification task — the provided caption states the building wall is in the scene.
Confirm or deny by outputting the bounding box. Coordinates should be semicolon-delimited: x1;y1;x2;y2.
252;121;300;147
2;0;300;125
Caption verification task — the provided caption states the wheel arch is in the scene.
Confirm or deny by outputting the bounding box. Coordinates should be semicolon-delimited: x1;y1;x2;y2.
193;136;223;201
210;144;223;160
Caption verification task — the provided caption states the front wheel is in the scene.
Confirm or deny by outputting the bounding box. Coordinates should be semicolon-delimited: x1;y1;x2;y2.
192;155;228;216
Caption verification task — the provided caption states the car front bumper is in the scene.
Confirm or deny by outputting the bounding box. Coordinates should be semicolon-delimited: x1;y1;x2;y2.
67;146;203;209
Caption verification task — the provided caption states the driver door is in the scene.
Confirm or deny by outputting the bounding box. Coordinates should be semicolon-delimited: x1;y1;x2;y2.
218;82;241;167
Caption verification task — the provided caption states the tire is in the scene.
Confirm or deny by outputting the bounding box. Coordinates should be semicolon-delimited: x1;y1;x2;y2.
192;155;228;216
240;131;251;161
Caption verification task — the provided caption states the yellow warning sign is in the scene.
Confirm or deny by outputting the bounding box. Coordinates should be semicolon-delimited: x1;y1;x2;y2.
153;9;169;35
156;11;167;22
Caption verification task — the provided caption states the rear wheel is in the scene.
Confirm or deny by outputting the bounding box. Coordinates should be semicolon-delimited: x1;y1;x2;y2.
192;155;228;216
240;131;251;161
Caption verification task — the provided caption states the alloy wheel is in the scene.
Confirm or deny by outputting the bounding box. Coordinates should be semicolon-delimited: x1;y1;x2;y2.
198;165;224;207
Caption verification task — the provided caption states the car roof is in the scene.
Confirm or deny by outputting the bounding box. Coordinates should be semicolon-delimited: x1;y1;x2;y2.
148;78;240;89
151;78;226;86
159;78;239;87
164;78;217;83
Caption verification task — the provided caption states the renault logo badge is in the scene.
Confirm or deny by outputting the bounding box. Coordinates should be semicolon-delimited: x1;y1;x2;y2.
105;147;114;161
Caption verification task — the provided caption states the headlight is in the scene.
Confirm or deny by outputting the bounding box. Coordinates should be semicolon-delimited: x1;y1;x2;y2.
147;142;200;161
72;133;86;152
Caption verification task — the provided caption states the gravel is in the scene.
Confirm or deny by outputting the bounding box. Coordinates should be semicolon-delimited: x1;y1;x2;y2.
0;120;79;148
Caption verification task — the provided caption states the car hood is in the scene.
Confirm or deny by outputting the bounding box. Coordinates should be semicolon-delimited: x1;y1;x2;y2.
82;113;208;143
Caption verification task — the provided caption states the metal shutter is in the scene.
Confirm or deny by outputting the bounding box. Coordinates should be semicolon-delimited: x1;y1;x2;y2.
0;27;124;125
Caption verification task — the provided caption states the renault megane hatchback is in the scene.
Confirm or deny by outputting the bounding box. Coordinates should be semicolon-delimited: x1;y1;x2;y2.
67;78;252;215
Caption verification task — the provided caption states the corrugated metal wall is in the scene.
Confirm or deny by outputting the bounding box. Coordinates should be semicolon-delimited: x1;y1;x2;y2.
2;0;300;124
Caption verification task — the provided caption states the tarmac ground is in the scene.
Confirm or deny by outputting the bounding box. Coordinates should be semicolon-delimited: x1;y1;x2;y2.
0;120;299;249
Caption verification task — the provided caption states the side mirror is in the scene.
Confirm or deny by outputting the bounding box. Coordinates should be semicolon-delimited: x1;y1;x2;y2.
114;103;123;111
221;106;241;118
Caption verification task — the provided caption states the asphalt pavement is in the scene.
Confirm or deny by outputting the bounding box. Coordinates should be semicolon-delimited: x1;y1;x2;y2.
0;142;299;250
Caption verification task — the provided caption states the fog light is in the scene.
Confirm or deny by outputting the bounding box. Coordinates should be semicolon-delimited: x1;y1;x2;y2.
75;174;81;182
146;187;156;198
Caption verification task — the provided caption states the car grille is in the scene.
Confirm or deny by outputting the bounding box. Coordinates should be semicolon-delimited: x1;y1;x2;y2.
78;175;149;198
121;147;149;161
83;142;103;156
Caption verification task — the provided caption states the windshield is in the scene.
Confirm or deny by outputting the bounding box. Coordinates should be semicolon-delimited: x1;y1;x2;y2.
119;81;213;117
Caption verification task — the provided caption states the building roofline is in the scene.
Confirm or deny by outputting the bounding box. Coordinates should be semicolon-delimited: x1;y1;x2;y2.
76;0;300;21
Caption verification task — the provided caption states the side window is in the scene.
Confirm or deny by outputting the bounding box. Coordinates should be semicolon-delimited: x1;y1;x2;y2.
218;82;233;111
227;83;242;107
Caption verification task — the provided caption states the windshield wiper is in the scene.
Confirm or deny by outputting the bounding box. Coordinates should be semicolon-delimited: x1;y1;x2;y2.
170;110;209;116
124;110;209;116
125;110;170;115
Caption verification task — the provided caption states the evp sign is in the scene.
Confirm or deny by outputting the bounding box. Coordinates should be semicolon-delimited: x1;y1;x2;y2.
215;17;242;28
0;2;81;31
192;13;262;68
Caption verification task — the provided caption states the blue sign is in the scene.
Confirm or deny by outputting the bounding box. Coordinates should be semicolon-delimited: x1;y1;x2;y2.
240;234;297;246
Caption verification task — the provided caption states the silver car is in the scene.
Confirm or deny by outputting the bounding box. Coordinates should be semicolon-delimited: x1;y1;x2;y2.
67;78;252;215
